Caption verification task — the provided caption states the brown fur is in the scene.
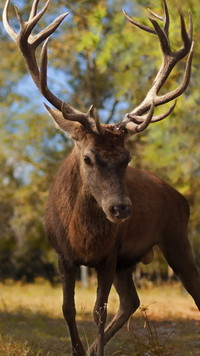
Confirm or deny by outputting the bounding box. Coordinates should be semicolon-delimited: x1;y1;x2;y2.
44;127;200;356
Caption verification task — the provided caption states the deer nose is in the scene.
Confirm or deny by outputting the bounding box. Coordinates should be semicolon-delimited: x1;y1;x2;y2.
111;204;132;220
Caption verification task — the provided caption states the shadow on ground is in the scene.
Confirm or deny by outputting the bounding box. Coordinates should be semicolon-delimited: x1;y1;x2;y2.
0;308;200;355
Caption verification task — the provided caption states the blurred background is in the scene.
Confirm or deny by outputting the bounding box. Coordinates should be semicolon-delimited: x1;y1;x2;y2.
0;0;200;284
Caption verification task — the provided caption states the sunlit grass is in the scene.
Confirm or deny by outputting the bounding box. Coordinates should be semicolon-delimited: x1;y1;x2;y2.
0;281;199;355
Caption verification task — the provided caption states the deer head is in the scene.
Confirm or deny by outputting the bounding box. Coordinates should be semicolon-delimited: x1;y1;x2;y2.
3;0;193;223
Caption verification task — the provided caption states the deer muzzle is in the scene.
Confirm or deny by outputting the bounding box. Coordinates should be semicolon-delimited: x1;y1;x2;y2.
102;198;132;223
111;204;132;220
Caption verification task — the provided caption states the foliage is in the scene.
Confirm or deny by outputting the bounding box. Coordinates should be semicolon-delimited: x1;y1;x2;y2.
0;0;200;280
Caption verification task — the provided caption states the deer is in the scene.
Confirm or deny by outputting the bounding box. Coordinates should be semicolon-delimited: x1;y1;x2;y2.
3;0;200;355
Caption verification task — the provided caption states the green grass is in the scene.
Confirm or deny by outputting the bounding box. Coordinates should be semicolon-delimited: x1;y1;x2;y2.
0;281;199;355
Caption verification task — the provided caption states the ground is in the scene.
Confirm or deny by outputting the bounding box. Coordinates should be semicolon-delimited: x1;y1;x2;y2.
0;281;199;355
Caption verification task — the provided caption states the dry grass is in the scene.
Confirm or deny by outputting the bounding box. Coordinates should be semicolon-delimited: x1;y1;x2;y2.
0;280;199;355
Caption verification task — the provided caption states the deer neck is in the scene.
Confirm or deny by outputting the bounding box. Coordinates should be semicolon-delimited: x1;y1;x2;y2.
65;152;116;263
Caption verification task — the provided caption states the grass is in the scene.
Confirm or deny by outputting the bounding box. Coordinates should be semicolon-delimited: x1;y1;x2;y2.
0;280;199;355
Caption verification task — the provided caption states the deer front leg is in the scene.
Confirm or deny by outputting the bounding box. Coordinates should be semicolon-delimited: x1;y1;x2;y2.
90;257;116;356
89;267;140;355
58;255;85;356
104;267;140;344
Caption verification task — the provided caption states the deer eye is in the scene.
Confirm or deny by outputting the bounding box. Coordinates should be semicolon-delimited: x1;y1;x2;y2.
83;155;93;166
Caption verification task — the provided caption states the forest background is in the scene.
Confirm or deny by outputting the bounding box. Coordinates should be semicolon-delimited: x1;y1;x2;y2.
0;0;200;283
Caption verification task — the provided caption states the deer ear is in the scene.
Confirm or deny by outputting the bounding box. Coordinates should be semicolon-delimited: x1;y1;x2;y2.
44;104;84;140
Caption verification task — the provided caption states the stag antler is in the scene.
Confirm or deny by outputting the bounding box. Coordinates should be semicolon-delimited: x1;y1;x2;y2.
2;0;104;135
116;0;194;134
3;0;193;137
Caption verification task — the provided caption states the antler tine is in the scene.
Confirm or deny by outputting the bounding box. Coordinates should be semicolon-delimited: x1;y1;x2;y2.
150;100;176;123
124;0;170;36
40;38;52;100
127;100;176;125
119;1;193;136
3;0;17;41
147;9;163;21
149;17;170;54
13;0;51;44
158;41;194;105
135;102;155;133
3;0;105;136
123;9;156;35
118;102;155;135
14;5;24;29
33;12;69;48
162;0;170;36
29;0;40;20
61;104;104;135
148;0;170;36
189;12;193;41
147;0;169;36
179;9;193;52
88;106;105;135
